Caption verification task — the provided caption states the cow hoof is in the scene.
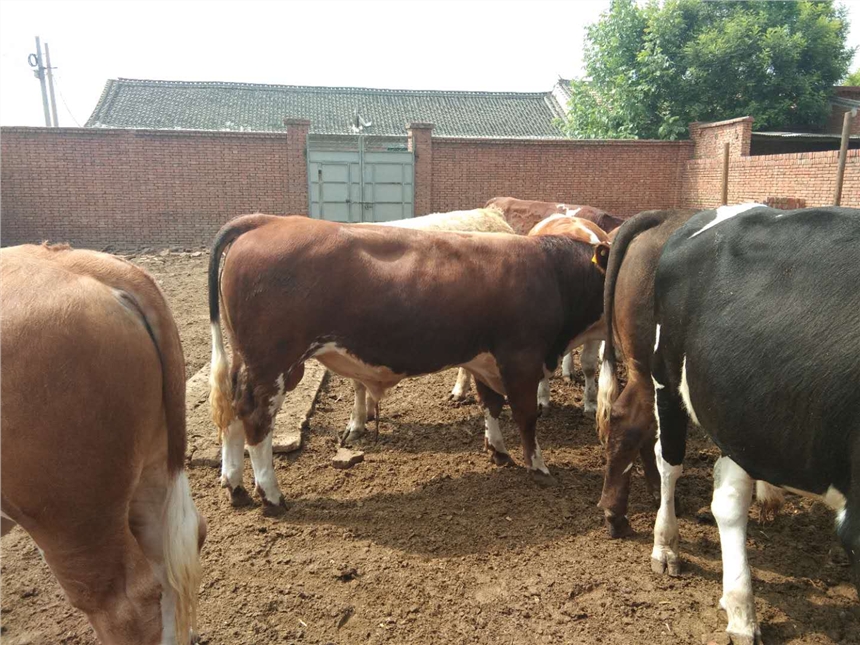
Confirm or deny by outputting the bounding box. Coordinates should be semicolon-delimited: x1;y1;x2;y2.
583;404;597;417
261;499;288;517
562;373;573;382
341;428;365;447
228;485;254;507
256;485;288;516
604;514;633;539
651;552;682;577
531;470;557;487
489;451;515;467
725;632;761;645
449;394;474;406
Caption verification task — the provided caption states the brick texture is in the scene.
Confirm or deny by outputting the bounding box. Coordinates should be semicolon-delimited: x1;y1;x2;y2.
1;127;303;249
428;137;691;217
681;149;860;210
1;118;857;250
679;117;860;210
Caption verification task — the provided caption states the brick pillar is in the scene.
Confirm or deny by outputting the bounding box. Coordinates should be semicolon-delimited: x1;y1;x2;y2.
284;118;310;215
738;117;753;157
407;122;434;216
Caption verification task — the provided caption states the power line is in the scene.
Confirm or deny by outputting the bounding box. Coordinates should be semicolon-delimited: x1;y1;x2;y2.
53;74;81;126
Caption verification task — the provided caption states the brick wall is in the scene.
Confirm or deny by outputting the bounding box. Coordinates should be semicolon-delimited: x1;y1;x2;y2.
688;117;753;159
678;115;860;209
681;149;860;210
826;106;860;136
0;127;301;249
2;117;858;249
428;137;691;217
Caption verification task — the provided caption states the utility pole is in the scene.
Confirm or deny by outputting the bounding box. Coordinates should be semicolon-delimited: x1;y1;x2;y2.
44;42;59;127
28;36;57;127
833;109;854;206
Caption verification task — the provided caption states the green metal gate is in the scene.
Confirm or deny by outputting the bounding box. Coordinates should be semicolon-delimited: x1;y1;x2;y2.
308;137;414;222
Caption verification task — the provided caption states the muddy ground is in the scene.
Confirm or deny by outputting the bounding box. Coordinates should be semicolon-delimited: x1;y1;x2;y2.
2;251;857;644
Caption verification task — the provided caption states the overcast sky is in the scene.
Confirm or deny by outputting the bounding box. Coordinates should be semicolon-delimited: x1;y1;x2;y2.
1;0;858;128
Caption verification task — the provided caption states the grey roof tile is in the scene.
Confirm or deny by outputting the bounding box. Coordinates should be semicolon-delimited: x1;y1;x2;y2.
86;78;568;138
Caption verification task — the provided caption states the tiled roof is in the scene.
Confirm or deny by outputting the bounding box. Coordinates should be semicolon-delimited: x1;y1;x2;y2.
86;78;569;138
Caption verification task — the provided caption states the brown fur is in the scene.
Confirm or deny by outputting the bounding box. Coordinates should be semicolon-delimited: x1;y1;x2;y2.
594;210;697;538
209;214;608;504
0;244;203;644
486;196;626;235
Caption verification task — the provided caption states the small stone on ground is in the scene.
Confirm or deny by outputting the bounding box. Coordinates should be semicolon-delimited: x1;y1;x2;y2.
332;448;365;470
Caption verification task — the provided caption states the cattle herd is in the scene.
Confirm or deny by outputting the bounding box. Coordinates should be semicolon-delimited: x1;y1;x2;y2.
1;197;857;644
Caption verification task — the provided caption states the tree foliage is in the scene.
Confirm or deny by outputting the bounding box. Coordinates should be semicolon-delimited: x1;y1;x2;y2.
558;0;855;139
846;68;860;85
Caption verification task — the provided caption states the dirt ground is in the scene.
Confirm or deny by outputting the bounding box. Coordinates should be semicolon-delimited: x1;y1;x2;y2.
2;251;858;645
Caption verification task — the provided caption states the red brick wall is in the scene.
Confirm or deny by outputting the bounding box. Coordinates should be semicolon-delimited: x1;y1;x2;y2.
681;148;860;210
2;121;857;250
407;124;435;216
428;137;691;217
688;117;753;159
825;107;860;136
1;127;301;249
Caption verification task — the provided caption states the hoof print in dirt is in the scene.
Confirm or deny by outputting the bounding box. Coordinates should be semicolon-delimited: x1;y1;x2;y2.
332;448;365;470
335;567;359;582
228;485;254;508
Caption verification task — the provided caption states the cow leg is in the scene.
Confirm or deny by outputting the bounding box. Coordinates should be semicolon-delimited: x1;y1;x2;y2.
537;367;552;412
598;377;655;538
38;522;166;645
1;514;17;537
249;430;284;514
580;340;601;416
711;456;760;645
474;379;513;467
242;365;304;513
561;351;574;381
220;419;250;506
650;374;687;577
365;389;379;422
507;374;552;481
639;431;661;503
344;379;369;443
450;368;472;402
837;453;860;599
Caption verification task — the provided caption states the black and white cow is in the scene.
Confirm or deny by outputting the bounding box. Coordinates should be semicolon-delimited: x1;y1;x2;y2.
649;203;860;643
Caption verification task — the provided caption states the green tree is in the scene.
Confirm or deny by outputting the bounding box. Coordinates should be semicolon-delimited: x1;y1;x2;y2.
845;68;860;85
558;0;855;139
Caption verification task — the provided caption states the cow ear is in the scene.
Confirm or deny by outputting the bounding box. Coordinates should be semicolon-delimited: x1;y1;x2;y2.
591;242;610;274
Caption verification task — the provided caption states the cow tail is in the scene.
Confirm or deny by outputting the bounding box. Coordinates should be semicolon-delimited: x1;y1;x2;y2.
208;214;275;437
99;259;202;644
596;211;667;443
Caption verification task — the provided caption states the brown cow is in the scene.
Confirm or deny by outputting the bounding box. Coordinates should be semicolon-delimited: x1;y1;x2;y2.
208;214;610;511
596;209;785;539
526;216;610;413
1;244;204;644
594;210;696;538
348;207;517;439
450;215;615;414
486;196;626;236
